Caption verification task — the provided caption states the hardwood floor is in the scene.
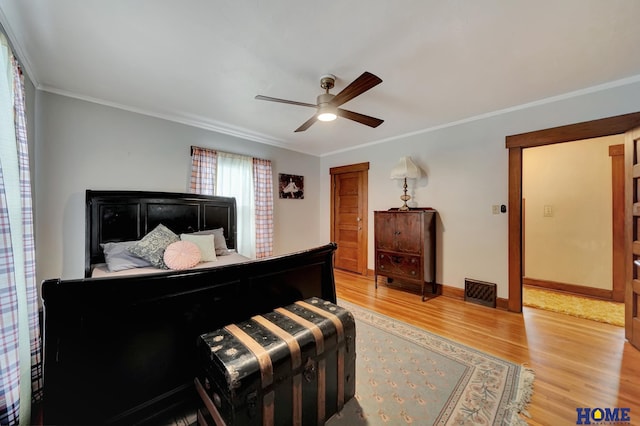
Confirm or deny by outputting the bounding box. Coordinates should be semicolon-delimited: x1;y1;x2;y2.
334;269;640;426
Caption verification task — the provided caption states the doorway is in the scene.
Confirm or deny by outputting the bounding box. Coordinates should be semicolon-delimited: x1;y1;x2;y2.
522;136;623;301
330;162;369;275
506;111;640;313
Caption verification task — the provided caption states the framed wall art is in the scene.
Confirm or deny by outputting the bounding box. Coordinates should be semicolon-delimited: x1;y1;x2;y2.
279;174;304;199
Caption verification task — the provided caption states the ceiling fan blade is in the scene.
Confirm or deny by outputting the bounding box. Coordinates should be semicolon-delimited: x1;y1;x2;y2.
336;109;384;128
329;71;382;107
294;115;318;132
255;95;316;108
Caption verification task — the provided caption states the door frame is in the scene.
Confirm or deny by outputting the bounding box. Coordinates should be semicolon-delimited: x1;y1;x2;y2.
330;162;369;275
506;112;640;312
611;144;626;302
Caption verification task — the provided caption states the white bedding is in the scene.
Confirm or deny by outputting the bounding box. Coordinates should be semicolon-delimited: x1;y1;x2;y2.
91;252;251;278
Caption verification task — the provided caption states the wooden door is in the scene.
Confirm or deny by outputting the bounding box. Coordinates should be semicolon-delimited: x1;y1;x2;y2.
331;163;369;275
625;127;640;349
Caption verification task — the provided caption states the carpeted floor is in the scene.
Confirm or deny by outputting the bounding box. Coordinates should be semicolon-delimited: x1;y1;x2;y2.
523;286;624;327
327;300;534;425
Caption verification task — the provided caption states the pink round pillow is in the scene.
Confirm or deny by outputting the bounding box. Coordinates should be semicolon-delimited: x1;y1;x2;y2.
163;241;201;270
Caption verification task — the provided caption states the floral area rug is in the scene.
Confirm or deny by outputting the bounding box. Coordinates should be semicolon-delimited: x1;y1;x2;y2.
523;286;624;327
328;300;534;426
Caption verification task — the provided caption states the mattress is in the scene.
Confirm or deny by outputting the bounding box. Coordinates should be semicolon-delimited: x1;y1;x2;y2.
91;251;251;278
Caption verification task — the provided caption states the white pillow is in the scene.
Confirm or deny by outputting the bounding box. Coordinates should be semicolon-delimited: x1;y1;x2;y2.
180;233;217;262
193;228;229;255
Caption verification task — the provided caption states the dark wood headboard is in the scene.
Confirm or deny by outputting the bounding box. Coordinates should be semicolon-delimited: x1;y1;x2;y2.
85;190;237;277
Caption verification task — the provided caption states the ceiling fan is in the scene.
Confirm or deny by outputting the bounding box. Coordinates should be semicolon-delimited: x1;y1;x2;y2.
255;71;384;132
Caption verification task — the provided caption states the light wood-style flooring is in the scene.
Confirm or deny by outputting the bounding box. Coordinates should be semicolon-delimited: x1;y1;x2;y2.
335;269;640;426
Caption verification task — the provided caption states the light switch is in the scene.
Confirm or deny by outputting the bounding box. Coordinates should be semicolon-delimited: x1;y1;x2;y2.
543;205;553;217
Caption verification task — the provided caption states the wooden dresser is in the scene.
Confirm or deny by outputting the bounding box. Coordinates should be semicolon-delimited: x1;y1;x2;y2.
374;208;436;301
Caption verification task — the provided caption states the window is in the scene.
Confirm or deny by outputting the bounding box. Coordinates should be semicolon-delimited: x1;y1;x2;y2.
190;147;273;258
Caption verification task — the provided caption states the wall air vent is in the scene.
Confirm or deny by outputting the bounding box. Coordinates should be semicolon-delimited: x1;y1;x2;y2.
464;279;497;308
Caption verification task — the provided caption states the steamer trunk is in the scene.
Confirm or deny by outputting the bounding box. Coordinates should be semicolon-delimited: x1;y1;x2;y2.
197;297;356;425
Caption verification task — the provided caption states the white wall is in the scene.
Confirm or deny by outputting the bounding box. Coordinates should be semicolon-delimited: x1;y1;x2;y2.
33;78;640;298
34;92;322;281
523;135;620;290
320;80;640;299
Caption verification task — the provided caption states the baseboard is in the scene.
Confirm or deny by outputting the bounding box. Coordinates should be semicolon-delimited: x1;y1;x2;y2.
523;277;613;300
365;269;509;310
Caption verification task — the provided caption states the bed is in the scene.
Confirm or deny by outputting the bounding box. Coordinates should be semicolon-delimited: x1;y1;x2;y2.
41;190;337;425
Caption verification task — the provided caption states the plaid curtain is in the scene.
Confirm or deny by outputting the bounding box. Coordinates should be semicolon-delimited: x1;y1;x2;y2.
189;146;217;195
0;40;41;425
13;55;43;408
253;158;274;258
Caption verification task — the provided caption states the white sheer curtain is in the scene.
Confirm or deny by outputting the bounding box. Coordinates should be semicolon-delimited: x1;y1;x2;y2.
0;33;41;426
216;152;256;258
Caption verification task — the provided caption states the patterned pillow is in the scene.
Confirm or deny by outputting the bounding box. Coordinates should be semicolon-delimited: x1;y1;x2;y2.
164;241;201;270
128;224;179;269
180;233;217;262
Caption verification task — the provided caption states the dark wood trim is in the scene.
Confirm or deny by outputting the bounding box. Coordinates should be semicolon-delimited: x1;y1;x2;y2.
506;112;640;149
523;277;613;300
421;281;510;310
508;147;523;312
495;297;509;310
609;144;624;156
329;162;370;174
610;144;625;302
507;112;640;313
361;171;369;276
441;285;465;300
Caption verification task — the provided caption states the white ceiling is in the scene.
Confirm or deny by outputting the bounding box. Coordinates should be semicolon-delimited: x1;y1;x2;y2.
2;1;640;156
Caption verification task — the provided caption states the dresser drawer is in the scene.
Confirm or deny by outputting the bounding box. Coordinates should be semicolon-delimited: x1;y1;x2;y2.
376;251;422;281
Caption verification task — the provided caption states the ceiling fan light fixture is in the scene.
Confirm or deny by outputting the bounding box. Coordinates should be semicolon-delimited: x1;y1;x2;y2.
317;105;337;122
255;71;383;132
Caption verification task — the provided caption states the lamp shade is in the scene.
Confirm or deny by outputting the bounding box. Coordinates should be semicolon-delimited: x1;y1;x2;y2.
390;156;421;179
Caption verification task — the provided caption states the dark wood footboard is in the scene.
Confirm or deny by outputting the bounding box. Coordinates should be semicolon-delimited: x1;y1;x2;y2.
42;243;337;425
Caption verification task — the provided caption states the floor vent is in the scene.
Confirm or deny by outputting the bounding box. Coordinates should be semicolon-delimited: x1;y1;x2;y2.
464;279;497;308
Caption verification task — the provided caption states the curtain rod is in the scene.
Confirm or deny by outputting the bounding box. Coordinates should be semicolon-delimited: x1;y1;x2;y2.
190;145;271;163
1;30;27;78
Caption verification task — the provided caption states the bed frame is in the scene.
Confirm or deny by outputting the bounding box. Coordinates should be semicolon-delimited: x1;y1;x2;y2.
42;190;337;425
85;190;239;277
